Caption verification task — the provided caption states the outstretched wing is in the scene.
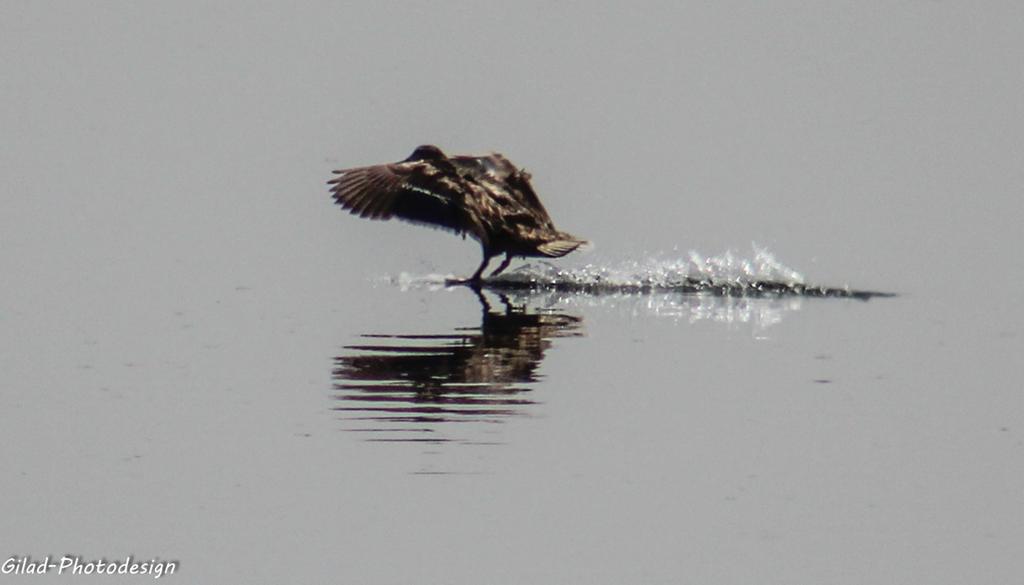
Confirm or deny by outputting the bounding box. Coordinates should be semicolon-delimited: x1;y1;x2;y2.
504;168;554;226
453;153;555;226
328;161;469;235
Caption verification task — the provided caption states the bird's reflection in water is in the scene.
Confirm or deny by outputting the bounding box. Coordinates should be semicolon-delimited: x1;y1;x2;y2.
332;290;583;445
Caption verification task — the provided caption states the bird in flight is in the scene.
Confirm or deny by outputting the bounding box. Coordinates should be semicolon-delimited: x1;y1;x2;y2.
328;145;586;283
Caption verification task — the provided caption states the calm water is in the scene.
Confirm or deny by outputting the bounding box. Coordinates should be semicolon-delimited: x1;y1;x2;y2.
3;3;1023;584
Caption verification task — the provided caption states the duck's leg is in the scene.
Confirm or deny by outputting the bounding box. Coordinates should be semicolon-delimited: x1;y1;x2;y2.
489;253;513;278
469;253;491;283
447;251;491;286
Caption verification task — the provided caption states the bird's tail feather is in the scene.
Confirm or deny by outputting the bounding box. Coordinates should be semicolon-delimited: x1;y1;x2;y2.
537;238;587;258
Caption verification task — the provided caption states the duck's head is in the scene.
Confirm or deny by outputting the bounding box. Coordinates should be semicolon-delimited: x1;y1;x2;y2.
406;145;446;162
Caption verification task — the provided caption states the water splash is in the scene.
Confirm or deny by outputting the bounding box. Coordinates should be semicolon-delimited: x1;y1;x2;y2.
384;245;888;300
494;245;806;290
492;288;804;330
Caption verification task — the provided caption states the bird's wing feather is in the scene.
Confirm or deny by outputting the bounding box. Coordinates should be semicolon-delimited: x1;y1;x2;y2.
502;171;555;229
328;162;467;234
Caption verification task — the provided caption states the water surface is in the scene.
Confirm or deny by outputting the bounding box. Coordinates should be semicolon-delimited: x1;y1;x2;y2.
3;2;1023;584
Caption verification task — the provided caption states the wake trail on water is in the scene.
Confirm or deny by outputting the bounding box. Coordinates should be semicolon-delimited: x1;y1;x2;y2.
389;245;894;300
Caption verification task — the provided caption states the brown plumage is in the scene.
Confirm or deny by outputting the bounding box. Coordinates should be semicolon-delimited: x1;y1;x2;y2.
328;145;586;282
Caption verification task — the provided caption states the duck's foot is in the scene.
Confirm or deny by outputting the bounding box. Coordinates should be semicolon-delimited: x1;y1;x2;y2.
444;277;483;288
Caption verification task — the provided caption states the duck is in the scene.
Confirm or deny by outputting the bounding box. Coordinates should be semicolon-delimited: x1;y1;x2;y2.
328;145;586;283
